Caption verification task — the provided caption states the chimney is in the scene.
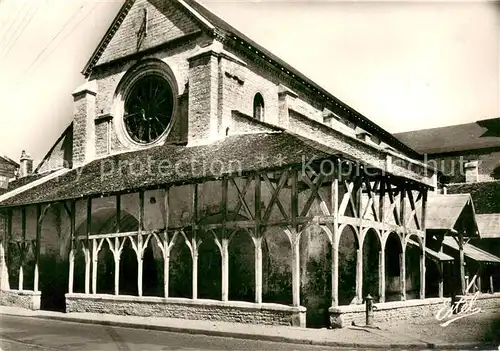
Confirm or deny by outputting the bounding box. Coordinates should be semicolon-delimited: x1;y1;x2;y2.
464;160;479;183
72;81;97;166
19;150;33;178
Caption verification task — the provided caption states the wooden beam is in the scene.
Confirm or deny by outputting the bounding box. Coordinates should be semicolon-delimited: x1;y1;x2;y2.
291;169;298;230
262;171;290;221
68;201;76;294
34;204;41;292
221;177;229;302
192;184;199;300
400;252;406;301
85;198;92;294
116;195;121;233
331;178;339;307
254;173;262;304
379;178;385;223
19;207;26;291
379;248;385;302
458;231;466;295
137;190;145;297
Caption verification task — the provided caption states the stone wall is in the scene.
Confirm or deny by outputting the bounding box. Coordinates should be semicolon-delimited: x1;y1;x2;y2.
66;293;306;327
329;298;448;328
329;293;500;328
0;290;41;310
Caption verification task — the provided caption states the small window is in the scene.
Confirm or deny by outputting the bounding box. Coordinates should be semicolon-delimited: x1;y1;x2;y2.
253;93;265;120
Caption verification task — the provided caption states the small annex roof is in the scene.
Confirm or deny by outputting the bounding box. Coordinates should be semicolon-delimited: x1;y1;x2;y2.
82;0;420;160
442;236;500;264
408;239;454;262
425;194;478;236
394;117;500;155
0;132;343;207
475;213;500;239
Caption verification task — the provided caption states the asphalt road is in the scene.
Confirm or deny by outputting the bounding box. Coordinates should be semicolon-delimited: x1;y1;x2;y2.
0;315;359;351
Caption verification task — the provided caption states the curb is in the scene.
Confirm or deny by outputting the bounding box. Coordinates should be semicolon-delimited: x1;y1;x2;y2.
0;310;495;350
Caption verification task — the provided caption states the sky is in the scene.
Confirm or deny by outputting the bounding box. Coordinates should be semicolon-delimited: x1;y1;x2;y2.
0;0;499;164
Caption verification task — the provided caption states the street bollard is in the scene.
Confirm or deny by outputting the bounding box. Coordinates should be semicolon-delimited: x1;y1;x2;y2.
365;294;375;326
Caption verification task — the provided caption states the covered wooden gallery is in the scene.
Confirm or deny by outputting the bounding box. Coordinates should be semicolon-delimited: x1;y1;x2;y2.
0;131;436;328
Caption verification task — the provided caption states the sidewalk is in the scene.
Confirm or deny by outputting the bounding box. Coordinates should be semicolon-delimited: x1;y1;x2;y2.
0;306;497;349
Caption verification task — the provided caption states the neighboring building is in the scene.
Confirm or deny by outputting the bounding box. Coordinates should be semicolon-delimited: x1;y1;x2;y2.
1;0;498;330
0;154;19;190
396;118;500;293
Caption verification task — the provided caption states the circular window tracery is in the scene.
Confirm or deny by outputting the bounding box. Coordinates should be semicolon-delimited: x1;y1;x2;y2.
124;74;174;144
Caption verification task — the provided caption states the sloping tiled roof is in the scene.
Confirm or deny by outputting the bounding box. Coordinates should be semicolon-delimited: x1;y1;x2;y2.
447;181;500;214
394;118;500;155
83;0;420;159
0;172;57;196
476;214;500;239
443;236;500;263
408;239;454;261
425;194;476;232
0;132;341;207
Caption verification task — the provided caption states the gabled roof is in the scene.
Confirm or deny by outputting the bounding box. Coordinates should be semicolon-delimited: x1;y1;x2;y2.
394;117;500;155
0;154;19;167
443;236;500;264
82;0;420;160
425;194;478;236
475;213;500;239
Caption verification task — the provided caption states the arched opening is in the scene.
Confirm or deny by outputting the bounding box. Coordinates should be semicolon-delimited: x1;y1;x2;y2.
119;238;138;295
301;224;331;328
142;242;160;296
362;228;381;301
338;225;358;305
96;243;114;294
262;226;292;305
384;232;403;301
253;93;265;120
197;231;221;300
169;233;192;298
425;259;441;298
405;235;422;300
228;229;254;302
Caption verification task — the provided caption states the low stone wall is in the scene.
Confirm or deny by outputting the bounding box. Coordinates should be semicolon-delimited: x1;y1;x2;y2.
329;298;449;328
475;292;500;310
0;290;41;310
329;293;500;328
66;293;306;327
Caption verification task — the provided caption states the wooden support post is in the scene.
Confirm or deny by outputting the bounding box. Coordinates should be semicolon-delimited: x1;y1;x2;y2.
331;178;339;307
285;228;301;307
379;247;385;303
379;179;385;223
356;247;363;303
291;234;300;307
254;173;262;304
221;177;229;302
85;198;92;294
92;239;97;294
420;190;427;299
162;189;170;298
19;207;26;291
137;191;145;297
192;184;199;300
458;232;466;295
477;273;482;293
221;238;229;302
490;275;494;293
115;195;121;295
253;236;262;304
400;251;406;301
68;201;76;294
420;251;425;299
439;261;444;298
34;204;41;292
